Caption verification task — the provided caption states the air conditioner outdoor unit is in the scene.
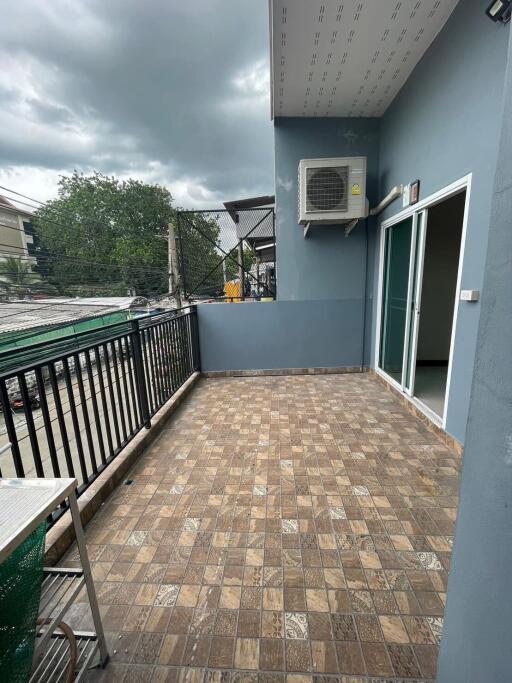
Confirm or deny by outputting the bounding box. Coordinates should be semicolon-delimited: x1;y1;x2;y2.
298;157;368;225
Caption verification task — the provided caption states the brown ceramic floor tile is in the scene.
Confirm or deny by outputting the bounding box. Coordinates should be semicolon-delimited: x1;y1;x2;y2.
159;634;187;666
234;638;259;670
209;636;235;668
361;641;393;677
261;611;284;638
259;638;285;671
311;641;338;673
335;641;365;675
285;640;312;673
237;610;261;637
75;374;460;683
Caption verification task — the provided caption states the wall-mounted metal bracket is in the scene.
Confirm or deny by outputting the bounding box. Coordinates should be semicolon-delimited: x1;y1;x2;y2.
344;218;359;237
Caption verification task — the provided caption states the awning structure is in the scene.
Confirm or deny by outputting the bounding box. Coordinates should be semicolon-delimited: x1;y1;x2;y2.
269;0;460;118
224;196;275;263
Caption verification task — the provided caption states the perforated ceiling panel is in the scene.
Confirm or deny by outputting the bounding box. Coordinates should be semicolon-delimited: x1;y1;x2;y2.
270;0;460;118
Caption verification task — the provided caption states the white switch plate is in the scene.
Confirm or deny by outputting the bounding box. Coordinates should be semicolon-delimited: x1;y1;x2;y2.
460;289;480;302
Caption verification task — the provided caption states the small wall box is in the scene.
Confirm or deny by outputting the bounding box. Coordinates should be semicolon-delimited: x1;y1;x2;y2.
460;290;480;302
410;179;420;204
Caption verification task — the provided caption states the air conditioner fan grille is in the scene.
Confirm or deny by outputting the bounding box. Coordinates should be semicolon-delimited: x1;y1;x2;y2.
306;166;348;212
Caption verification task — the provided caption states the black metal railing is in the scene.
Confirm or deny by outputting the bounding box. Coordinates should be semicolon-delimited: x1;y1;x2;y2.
0;306;200;522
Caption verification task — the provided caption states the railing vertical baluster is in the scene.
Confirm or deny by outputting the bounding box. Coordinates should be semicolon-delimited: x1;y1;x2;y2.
0;378;25;477
125;335;141;428
187;313;194;375
141;328;155;415
170;317;180;388
48;363;75;478
145;328;160;410
161;320;174;398
186;313;194;373
85;350;107;466
157;323;171;401
182;315;191;377
34;367;61;478
156;323;171;401
150;326;164;408
19;373;44;477
146;327;159;408
168;318;178;392
116;337;134;436
73;353;98;476
93;347;114;458
175;316;182;384
62;358;88;485
156;323;168;403
102;343;121;450
193;308;201;371
178;315;187;382
130;319;151;429
110;340;128;443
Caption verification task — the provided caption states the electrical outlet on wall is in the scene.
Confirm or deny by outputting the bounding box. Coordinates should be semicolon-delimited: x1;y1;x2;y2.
460;289;480;302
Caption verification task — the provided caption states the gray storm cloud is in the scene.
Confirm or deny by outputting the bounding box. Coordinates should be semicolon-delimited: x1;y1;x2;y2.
0;0;274;207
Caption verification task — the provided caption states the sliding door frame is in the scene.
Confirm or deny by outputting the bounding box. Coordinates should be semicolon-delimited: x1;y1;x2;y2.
374;173;472;429
404;209;427;398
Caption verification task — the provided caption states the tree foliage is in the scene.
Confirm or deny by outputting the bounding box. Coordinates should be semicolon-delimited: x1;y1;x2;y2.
0;256;39;296
32;172;225;298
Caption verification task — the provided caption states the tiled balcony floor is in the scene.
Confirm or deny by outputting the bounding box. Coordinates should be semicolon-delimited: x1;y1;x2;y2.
74;374;461;683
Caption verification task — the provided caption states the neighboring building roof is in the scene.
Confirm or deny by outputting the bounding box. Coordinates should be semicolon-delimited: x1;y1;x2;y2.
34;297;149;309
223;195;275;212
0;195;34;219
0;297;149;335
223;196;275;241
0;196;17;209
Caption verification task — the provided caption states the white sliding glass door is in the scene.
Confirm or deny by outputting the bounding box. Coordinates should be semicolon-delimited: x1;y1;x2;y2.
378;210;427;394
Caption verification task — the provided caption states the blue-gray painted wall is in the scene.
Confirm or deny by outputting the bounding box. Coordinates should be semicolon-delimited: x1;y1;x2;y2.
274;117;379;303
197;300;363;372
197;119;381;374
437;22;512;683
196;0;508;447
375;0;509;443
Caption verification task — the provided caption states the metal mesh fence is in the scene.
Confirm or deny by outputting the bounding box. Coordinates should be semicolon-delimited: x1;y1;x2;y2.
176;208;276;301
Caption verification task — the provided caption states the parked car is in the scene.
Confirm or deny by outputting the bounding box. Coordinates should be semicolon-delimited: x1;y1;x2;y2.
0;392;40;412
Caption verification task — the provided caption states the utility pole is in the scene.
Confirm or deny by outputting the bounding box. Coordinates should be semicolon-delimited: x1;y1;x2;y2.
168;221;182;309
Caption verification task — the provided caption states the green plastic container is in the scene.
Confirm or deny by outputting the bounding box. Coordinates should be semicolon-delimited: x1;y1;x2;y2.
0;522;46;683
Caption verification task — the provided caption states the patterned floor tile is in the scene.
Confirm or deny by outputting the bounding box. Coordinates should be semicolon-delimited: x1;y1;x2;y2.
74;374;460;683
285;612;309;639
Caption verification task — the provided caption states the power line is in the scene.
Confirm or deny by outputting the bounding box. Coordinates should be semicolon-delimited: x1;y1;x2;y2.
0;184;173;247
0;229;168;275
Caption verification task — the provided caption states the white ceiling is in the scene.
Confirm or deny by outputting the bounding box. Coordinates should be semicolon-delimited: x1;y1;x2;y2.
270;0;460;118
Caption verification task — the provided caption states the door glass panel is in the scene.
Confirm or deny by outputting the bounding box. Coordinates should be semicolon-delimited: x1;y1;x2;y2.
379;217;413;383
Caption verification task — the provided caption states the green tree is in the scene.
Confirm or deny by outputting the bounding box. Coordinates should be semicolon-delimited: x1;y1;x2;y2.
32;171;223;299
0;256;39;296
224;247;254;283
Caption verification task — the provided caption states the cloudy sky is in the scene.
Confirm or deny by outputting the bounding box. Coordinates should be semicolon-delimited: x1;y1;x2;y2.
0;0;274;208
